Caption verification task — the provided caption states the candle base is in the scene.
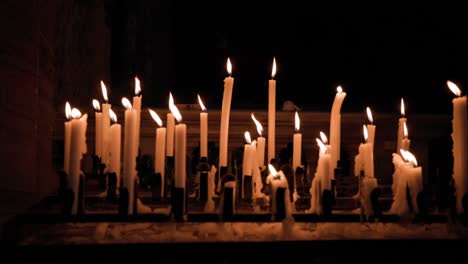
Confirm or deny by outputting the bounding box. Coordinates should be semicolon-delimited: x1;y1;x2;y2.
118;179;138;216
273;187;286;221
172;187;186;221
151;172;163;201
242;175;253;202
106;172;117;202
198;157;210;201
220;174;236;221
62;174;85;217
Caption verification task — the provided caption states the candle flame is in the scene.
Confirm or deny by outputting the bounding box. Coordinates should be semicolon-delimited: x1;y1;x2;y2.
65;101;72;119
148;109;163;127
403;121;408;138
100;81;108;102
71;108;82;119
251;113;264;136
366;107;373;124
337;86;343;93
400;149;418;166
169;92;174;107
92;99;101;112
268;164;278;177
198;94;207;112
122;97;132;110
244;131;252;144
316;138;327;154
400;98;405;116
295;111;300;131
227;57;232;76
363;125;368;142
447;80;462;97
320;131;328;144
169;96;182;122
271;57;277;79
135;76;141;96
109;109;117;123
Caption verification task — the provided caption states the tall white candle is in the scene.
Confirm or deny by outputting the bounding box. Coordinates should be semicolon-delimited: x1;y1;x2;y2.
292;111;302;171
166;93;175;157
401;121;411;151
251;113;265;167
64;102;72;175
219;58;234;168
396;98;407;153
268;57;277;163
133;77;142;152
242;132;254;198
316;138;332;191
360;125;374;178
366;107;376;148
149;109;166;195
447;80;468;214
170;102;186;190
92;99;103;158
198;95;208;158
329;86;346;174
101;81;111;168
69;108;86;215
108;109;121;186
122;97;137;214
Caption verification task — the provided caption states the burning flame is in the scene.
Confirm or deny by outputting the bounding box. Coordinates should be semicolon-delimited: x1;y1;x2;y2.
198;94;207;112
366;107;373;124
320;131;328;144
400;149;418;167
71;108;82;119
227;58;232;76
169;92;174;107
148;109;163;127
271;57;277;79
268;164;278;177
122;97;132;110
109;109;117;123
316;138;327;154
65;102;72;119
135;77;141;96
92;99;101;112
100;81;108;102
251;113;264;136
403;121;408;138
337;86;343;93
295;111;300;131
447;80;461;97
400;98;405;116
169;95;182;122
363;125;368;142
244;131;252;144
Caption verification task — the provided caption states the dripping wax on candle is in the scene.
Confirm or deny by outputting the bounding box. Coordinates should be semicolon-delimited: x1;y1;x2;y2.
251;113;266;167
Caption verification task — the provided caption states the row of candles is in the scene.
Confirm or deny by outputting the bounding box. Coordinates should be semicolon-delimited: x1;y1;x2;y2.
63;57;468;216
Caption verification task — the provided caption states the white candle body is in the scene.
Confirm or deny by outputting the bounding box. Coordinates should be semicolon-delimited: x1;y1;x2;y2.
95;112;102;157
166;113;175;157
69;118;86;215
330;91;346;174
268;79;276;163
219;76;234;167
242;143;254;198
175;123;187;189
109;123;121;186
292;132;302;192
390;162;423;215
367;124;376;148
64;121;71;174
356;142;374;178
123;108;137;214
200;112;208;158
266;171;290;216
155;127;166;194
101;103;111;166
452;96;468;213
133;95;142;152
256;136;266;167
317;151;332;191
396;117;407;153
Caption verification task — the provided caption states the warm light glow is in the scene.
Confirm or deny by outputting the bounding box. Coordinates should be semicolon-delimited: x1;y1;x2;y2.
271;57;277;79
148;109;163;127
135;77;141;96
251;113;264;136
109;109;117;123
366;107;373;124
268;164;278;177
400;149;418;167
400;98;405;116
122;97;132;110
363;125;368;142
198;94;207;112
295;111;300;131
244;131;252;144
227;58;232;76
71;108;82;119
169;96;182;122
400;149;409;161
337;86;343;93
403;121;408;138
251;140;257;148
320;131;328;144
100;81;108;102
169;92;174;107
65;101;72;119
316;138;327;154
92;99;101;112
447;80;462;97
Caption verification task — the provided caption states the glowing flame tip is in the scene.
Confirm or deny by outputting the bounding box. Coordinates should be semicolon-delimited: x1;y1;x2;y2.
122;97;132;110
100;81;108;102
244;131;252;144
271;57;277;79
109;109;117;123
227;58;232;75
400;98;405;116
363;125;369;142
251;113;264;136
135;77;141;95
447;80;462;97
197;94;207;111
320;131;328;144
268;164;278;177
92;99;101;111
294;111;300;131
337;86;343;93
148;109;162;127
65;102;72;119
366;107;373;123
71;108;82;119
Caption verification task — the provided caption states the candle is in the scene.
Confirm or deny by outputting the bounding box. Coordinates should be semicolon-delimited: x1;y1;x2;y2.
122;97;137;214
366;107;376;147
316;137;332;191
166;93;175;157
292;112;302;194
198;94;208;158
251;113;265;167
401;121;411;151
266;164;291;218
319;132;334;184
64;102;72;175
101;81;111;168
396;98;407;153
219;58;234;168
242;131;254;199
447;80;468;214
329;85;346;174
133;77;142;152
108;109;121;186
69;107;86;215
170;99;186;190
268;57;277;163
149;109;166;195
92;99;103;158
355;125;374;178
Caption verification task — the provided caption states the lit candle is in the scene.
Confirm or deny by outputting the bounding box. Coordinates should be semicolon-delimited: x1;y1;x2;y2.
251;113;265;167
266;164;291;218
133;77;142;152
319;132;333;188
166;93;175;157
149;109;166;195
401;121;411;151
268;57;277;163
356;125;374;178
108;109;121;187
171;99;187;218
447;80;468;214
396;98;407;153
69;107;87;215
292;112;302;193
198;94;208;159
219;58;234;169
92;99;102;158
64;102;72;175
366;107;376;148
329;85;346;174
122;97;137;214
242;131;254;199
101;81;111;167
316;137;332;191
